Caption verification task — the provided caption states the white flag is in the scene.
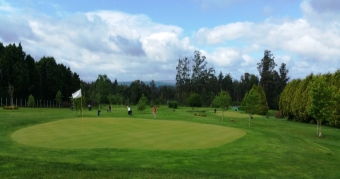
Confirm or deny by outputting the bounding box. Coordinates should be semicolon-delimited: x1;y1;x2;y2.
72;89;82;98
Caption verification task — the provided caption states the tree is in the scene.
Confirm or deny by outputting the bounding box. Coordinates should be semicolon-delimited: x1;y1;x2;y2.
222;73;233;97
0;42;80;102
7;84;14;107
241;86;260;127
27;94;35;108
37;57;59;100
93;74;112;109
330;90;340;127
107;93;123;111
212;90;231;122
307;75;336;138
25;55;41;99
329;70;340;127
129;80;145;104
175;51;218;106
56;90;62;108
116;93;124;108
149;80;158;102
278;63;290;92
291;74;313;122
176;57;191;104
191;51;215;94
257;50;278;109
279;79;301;119
218;71;224;90
137;94;148;113
107;94;116;107
254;85;269;115
187;93;202;107
72;97;83;116
0;43;30;100
159;85;175;104
237;73;259;104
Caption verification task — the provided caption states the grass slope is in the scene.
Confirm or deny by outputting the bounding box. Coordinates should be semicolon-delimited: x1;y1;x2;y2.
1;106;340;178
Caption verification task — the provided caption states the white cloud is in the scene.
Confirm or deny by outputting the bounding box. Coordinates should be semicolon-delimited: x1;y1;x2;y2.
1;0;340;83
194;1;340;79
0;8;192;82
196;22;253;44
275;55;291;64
208;47;240;66
301;0;340;27
240;54;255;67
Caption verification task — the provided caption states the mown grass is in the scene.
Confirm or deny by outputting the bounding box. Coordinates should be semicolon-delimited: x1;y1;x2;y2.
11;118;245;150
1;106;340;178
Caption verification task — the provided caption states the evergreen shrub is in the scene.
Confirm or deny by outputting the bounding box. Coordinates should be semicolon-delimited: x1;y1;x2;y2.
168;101;178;109
187;93;202;107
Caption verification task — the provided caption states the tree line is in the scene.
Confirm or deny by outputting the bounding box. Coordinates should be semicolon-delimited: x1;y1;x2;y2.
81;75;176;108
0;42;290;112
175;50;290;109
0;42;81;104
81;50;289;111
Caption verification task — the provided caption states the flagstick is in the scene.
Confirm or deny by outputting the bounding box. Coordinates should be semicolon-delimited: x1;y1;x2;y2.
81;94;83;118
81;92;83;136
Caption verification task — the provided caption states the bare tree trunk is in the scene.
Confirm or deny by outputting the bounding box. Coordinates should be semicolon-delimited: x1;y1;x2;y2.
316;121;319;137
8;84;14;109
249;115;251;127
319;123;323;138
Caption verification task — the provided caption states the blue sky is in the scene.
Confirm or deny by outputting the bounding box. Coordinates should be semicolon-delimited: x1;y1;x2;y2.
1;0;340;82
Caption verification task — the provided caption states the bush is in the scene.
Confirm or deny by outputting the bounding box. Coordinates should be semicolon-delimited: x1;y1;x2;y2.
335;121;340;128
187;93;202;107
275;111;283;118
3;106;19;110
27;94;35;108
154;98;161;105
168;101;178;109
149;100;155;107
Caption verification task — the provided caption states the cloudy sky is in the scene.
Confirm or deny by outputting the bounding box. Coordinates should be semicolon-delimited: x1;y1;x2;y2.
1;0;340;82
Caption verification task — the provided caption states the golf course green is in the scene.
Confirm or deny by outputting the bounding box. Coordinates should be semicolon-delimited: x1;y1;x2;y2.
11;118;246;150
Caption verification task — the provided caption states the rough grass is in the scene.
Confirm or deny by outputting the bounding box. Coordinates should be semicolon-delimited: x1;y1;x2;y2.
1;106;340;178
11;118;245;150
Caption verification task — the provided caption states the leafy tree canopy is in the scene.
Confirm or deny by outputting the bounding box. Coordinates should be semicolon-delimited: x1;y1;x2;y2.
187;93;203;107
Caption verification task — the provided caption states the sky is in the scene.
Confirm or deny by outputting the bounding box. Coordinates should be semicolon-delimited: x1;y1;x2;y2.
1;0;340;83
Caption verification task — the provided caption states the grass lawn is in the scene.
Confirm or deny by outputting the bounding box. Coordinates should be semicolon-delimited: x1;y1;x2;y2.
1;105;340;178
11;118;245;150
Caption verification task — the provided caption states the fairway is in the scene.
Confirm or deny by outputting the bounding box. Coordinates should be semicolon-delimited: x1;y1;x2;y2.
11;118;246;150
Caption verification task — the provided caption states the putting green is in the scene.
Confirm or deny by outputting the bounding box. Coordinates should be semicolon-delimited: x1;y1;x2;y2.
11;118;246;150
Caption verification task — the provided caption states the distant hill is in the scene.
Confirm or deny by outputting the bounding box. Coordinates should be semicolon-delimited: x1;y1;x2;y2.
119;80;175;87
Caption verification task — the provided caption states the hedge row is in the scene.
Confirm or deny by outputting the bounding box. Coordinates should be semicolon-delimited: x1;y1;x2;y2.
279;71;340;127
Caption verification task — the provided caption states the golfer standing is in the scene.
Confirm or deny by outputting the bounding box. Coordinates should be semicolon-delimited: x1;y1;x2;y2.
127;106;131;115
153;106;157;118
